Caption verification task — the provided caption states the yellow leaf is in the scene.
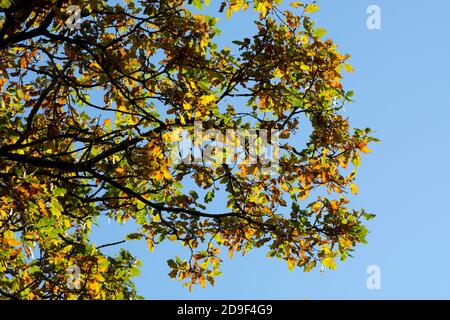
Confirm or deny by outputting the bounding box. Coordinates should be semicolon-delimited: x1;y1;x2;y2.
179;272;187;281
199;94;216;106
360;146;372;153
287;258;296;271
291;2;303;8
183;102;192;110
147;237;155;252
311;201;322;212
162;167;172;179
299;189;309;200
226;8;232;19
343;62;354;73
95;274;105;282
322;257;337;269
305;3;319;13
350;183;359;195
88;281;101;294
255;2;268;17
273;68;282;78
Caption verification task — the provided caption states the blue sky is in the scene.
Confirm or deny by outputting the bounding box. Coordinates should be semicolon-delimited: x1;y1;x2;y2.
92;0;450;299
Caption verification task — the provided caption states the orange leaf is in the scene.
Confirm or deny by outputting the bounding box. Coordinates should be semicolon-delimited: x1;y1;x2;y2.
241;165;246;178
6;238;21;247
37;200;48;216
20;56;27;68
199;276;206;288
116;167;125;174
259;96;267;109
358;141;372;153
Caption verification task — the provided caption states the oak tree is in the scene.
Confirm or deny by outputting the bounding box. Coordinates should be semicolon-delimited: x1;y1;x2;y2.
0;0;377;299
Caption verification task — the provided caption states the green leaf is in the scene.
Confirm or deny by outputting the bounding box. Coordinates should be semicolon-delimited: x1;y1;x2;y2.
189;190;199;200
191;0;202;10
126;233;142;240
356;225;369;244
363;212;376;221
351;152;361;167
28;265;41;274
50;198;63;216
54;187;67;197
129;266;140;277
314;28;327;38
204;189;215;203
0;0;11;9
80;111;89;121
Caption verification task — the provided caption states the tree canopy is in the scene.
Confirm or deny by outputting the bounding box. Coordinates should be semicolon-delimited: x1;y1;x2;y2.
0;0;377;299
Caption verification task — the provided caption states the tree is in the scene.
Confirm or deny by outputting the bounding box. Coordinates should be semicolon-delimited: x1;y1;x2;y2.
0;0;377;299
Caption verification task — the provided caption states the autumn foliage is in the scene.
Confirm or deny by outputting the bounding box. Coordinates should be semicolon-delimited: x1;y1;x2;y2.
0;0;377;299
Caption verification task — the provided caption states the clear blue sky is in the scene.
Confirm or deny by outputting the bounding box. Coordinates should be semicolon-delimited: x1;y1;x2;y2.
91;0;450;299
